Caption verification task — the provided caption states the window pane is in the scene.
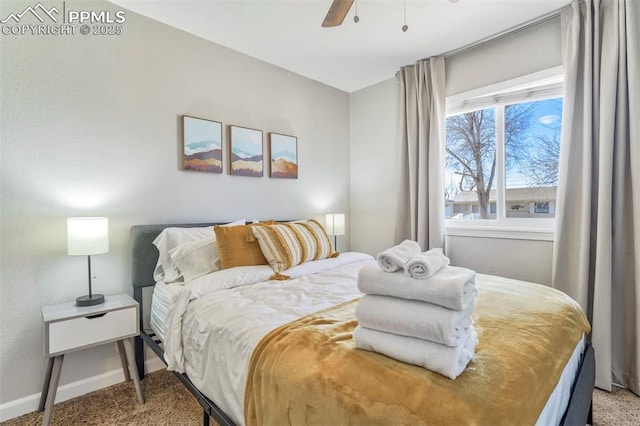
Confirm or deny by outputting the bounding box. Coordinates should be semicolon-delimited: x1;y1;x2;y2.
504;98;561;219
445;108;496;220
535;202;550;214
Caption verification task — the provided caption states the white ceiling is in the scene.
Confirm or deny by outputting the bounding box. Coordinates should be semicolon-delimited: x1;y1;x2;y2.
109;0;571;93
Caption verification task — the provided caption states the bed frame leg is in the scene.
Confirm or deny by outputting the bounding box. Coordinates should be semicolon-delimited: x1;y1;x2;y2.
133;287;146;380
135;335;145;380
203;410;210;426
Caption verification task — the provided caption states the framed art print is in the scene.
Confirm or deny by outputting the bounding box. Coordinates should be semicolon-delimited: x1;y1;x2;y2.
269;133;298;179
229;125;263;177
182;115;223;173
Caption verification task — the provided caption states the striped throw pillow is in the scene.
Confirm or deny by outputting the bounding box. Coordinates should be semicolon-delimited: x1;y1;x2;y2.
251;220;336;273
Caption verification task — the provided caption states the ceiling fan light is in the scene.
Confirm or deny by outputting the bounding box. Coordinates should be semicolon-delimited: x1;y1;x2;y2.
402;0;408;32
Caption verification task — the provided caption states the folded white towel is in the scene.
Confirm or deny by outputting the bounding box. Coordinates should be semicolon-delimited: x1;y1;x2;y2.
404;248;450;280
354;325;478;380
355;294;474;347
376;240;421;272
358;264;477;311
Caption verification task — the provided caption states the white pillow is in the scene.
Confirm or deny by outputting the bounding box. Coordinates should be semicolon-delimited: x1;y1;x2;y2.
169;237;219;283
152;219;245;283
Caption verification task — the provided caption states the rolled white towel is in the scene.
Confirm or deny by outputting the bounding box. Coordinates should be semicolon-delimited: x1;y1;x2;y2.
404;248;450;280
355;294;474;347
376;240;421;272
358;264;476;311
353;325;478;380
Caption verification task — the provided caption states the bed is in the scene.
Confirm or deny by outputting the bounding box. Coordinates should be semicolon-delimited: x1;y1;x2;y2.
131;222;595;426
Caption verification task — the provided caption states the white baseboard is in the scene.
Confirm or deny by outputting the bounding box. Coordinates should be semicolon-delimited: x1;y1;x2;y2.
0;357;165;423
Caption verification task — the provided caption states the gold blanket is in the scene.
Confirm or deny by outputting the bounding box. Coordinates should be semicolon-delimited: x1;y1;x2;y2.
244;275;590;426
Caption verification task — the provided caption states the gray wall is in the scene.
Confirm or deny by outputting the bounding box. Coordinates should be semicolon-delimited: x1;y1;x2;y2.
445;236;554;285
349;78;400;256
0;0;350;412
349;16;562;285
445;16;562;96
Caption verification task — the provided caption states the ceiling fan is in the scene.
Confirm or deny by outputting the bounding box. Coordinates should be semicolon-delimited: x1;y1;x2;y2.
322;0;355;27
321;0;460;28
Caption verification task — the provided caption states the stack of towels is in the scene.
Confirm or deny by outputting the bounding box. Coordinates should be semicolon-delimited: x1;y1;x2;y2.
353;240;478;380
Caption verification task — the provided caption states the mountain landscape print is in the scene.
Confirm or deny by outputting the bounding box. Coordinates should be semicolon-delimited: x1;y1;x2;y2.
230;125;263;177
182;116;223;173
269;133;298;179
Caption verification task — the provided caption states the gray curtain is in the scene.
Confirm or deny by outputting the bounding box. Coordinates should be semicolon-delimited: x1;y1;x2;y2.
553;0;639;395
395;57;446;251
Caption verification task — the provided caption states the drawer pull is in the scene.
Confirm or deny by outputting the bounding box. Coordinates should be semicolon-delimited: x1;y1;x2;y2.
86;313;107;319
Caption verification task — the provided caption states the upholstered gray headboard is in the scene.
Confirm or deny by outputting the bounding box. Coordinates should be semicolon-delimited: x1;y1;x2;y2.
130;223;221;289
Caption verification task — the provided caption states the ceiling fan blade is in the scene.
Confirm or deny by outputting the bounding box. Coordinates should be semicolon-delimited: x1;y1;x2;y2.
322;0;355;27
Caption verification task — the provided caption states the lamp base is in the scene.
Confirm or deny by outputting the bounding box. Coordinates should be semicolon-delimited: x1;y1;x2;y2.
76;294;105;306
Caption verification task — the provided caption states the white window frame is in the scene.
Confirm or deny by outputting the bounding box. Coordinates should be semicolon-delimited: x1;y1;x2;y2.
444;67;563;241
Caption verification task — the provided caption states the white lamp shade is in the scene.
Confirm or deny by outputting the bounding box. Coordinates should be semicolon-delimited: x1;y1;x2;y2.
67;217;109;255
325;213;346;236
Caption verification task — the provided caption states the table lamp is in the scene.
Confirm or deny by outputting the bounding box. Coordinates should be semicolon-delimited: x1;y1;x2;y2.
67;217;109;306
325;213;345;251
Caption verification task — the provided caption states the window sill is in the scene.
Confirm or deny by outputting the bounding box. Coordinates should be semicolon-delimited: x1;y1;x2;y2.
445;224;554;241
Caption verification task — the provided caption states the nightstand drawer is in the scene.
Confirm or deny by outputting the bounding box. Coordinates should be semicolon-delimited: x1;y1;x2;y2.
47;307;137;356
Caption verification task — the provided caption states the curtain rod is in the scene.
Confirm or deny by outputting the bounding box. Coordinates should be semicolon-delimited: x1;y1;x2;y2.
439;6;566;60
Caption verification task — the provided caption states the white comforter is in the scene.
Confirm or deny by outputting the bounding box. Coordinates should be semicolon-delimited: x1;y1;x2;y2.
163;252;375;425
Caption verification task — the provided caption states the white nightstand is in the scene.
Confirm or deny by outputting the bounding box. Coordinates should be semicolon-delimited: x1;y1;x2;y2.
38;294;145;426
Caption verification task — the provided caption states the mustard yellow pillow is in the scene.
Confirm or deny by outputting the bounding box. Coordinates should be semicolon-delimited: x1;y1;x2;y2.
251;220;336;273
214;221;274;269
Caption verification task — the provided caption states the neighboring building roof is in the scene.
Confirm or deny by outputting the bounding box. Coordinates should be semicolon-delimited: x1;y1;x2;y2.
450;186;557;203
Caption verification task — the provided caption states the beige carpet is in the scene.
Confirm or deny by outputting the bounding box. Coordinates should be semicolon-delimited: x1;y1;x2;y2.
3;369;638;425
593;386;640;426
2;370;204;426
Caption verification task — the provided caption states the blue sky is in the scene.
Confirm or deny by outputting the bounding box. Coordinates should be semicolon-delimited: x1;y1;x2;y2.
506;97;562;188
525;97;562;136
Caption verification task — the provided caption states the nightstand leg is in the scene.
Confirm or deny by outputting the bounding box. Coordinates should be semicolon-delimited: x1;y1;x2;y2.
117;341;131;381
38;357;55;411
42;355;64;426
122;338;145;404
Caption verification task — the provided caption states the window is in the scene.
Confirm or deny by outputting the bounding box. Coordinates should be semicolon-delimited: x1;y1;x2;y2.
444;70;562;231
535;202;550;214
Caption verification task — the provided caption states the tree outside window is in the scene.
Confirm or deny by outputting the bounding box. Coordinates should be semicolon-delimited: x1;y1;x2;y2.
445;97;562;221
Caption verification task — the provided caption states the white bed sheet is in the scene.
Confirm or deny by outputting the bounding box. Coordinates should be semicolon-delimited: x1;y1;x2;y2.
149;281;183;342
536;335;586;426
155;259;585;426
